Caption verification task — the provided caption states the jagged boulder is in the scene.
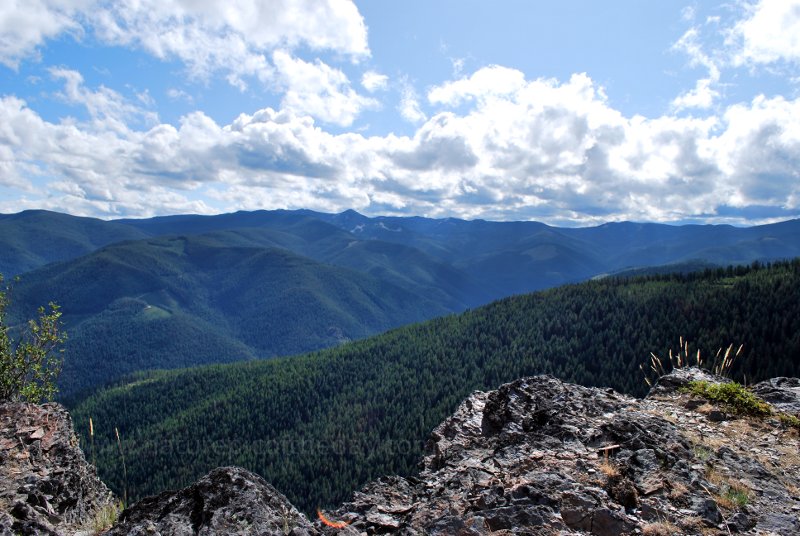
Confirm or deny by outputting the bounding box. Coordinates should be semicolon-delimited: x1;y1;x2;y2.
0;402;116;535
106;466;319;536
647;365;728;396
318;371;800;535
751;377;800;415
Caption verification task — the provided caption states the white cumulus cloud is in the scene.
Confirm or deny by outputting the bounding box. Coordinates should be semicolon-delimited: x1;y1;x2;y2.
361;70;389;92
272;50;378;127
670;27;721;111
0;0;369;86
428;65;527;106
398;82;426;124
729;0;800;66
0;64;799;224
0;0;90;68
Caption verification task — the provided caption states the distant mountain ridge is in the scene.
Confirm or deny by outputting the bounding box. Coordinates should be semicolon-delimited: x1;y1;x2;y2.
0;210;147;277
3;209;800;398
4;208;800;291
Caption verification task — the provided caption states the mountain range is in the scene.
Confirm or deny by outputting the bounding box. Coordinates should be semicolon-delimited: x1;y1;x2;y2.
71;260;800;512
2;209;800;398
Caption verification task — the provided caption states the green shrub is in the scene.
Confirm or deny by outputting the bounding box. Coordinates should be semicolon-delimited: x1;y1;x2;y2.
778;412;800;430
722;484;751;509
0;275;66;403
682;380;771;417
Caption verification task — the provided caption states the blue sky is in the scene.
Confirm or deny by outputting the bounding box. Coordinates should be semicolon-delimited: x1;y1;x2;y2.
1;0;799;225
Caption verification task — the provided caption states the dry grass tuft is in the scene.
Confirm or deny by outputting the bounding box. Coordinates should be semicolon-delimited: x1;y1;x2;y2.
667;480;689;500
641;337;743;387
716;480;751;510
642;521;681;536
84;500;123;535
704;469;752;511
598;458;620;479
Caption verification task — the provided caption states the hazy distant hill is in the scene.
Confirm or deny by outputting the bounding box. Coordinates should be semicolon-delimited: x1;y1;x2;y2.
0;210;146;276
10;234;450;398
3;209;800;398
72;260;800;512
313;212;800;294
5;209;799;301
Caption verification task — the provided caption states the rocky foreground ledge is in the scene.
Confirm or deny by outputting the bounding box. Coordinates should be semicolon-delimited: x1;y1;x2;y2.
0;403;116;535
2;369;799;535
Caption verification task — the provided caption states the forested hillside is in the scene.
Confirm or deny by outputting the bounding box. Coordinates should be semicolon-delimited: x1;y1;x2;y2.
5;209;800;398
10;234;450;398
72;260;800;513
6;210;800;300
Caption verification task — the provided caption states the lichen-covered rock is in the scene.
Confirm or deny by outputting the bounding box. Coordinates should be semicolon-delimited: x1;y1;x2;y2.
318;371;800;535
106;466;318;535
647;365;728;395
751;377;800;415
0;402;116;535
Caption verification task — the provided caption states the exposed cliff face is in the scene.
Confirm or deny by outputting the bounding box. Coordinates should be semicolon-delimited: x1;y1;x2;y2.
3;369;799;535
0;403;116;536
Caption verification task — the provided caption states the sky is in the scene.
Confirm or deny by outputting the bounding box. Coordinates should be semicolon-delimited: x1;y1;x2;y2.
1;0;799;225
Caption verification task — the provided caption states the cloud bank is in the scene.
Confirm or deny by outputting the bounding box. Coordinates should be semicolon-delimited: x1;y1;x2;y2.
0;0;798;224
1;63;798;223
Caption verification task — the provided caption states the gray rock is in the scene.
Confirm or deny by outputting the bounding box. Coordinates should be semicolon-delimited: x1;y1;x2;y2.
591;508;635;536
755;512;800;535
648;366;729;396
106;467;318;536
316;372;800;534
0;403;116;536
14;369;797;536
728;512;756;532
707;409;729;422
751;377;800;414
560;491;598;532
691;497;722;526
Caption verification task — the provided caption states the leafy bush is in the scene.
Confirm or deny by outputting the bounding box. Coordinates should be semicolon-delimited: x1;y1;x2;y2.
0;275;66;403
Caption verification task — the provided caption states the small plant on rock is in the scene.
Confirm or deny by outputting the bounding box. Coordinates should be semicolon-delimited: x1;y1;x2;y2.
682;381;771;417
717;481;752;510
85;500;123;535
778;412;800;431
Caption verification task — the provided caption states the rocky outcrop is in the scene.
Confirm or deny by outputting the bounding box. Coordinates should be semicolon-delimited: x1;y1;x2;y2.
751;377;800;414
0;402;116;536
105;466;317;536
318;369;800;535
6;369;799;535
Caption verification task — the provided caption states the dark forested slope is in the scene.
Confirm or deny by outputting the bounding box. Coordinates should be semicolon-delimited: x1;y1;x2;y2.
10;234;449;398
72;260;800;513
5;209;800;303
